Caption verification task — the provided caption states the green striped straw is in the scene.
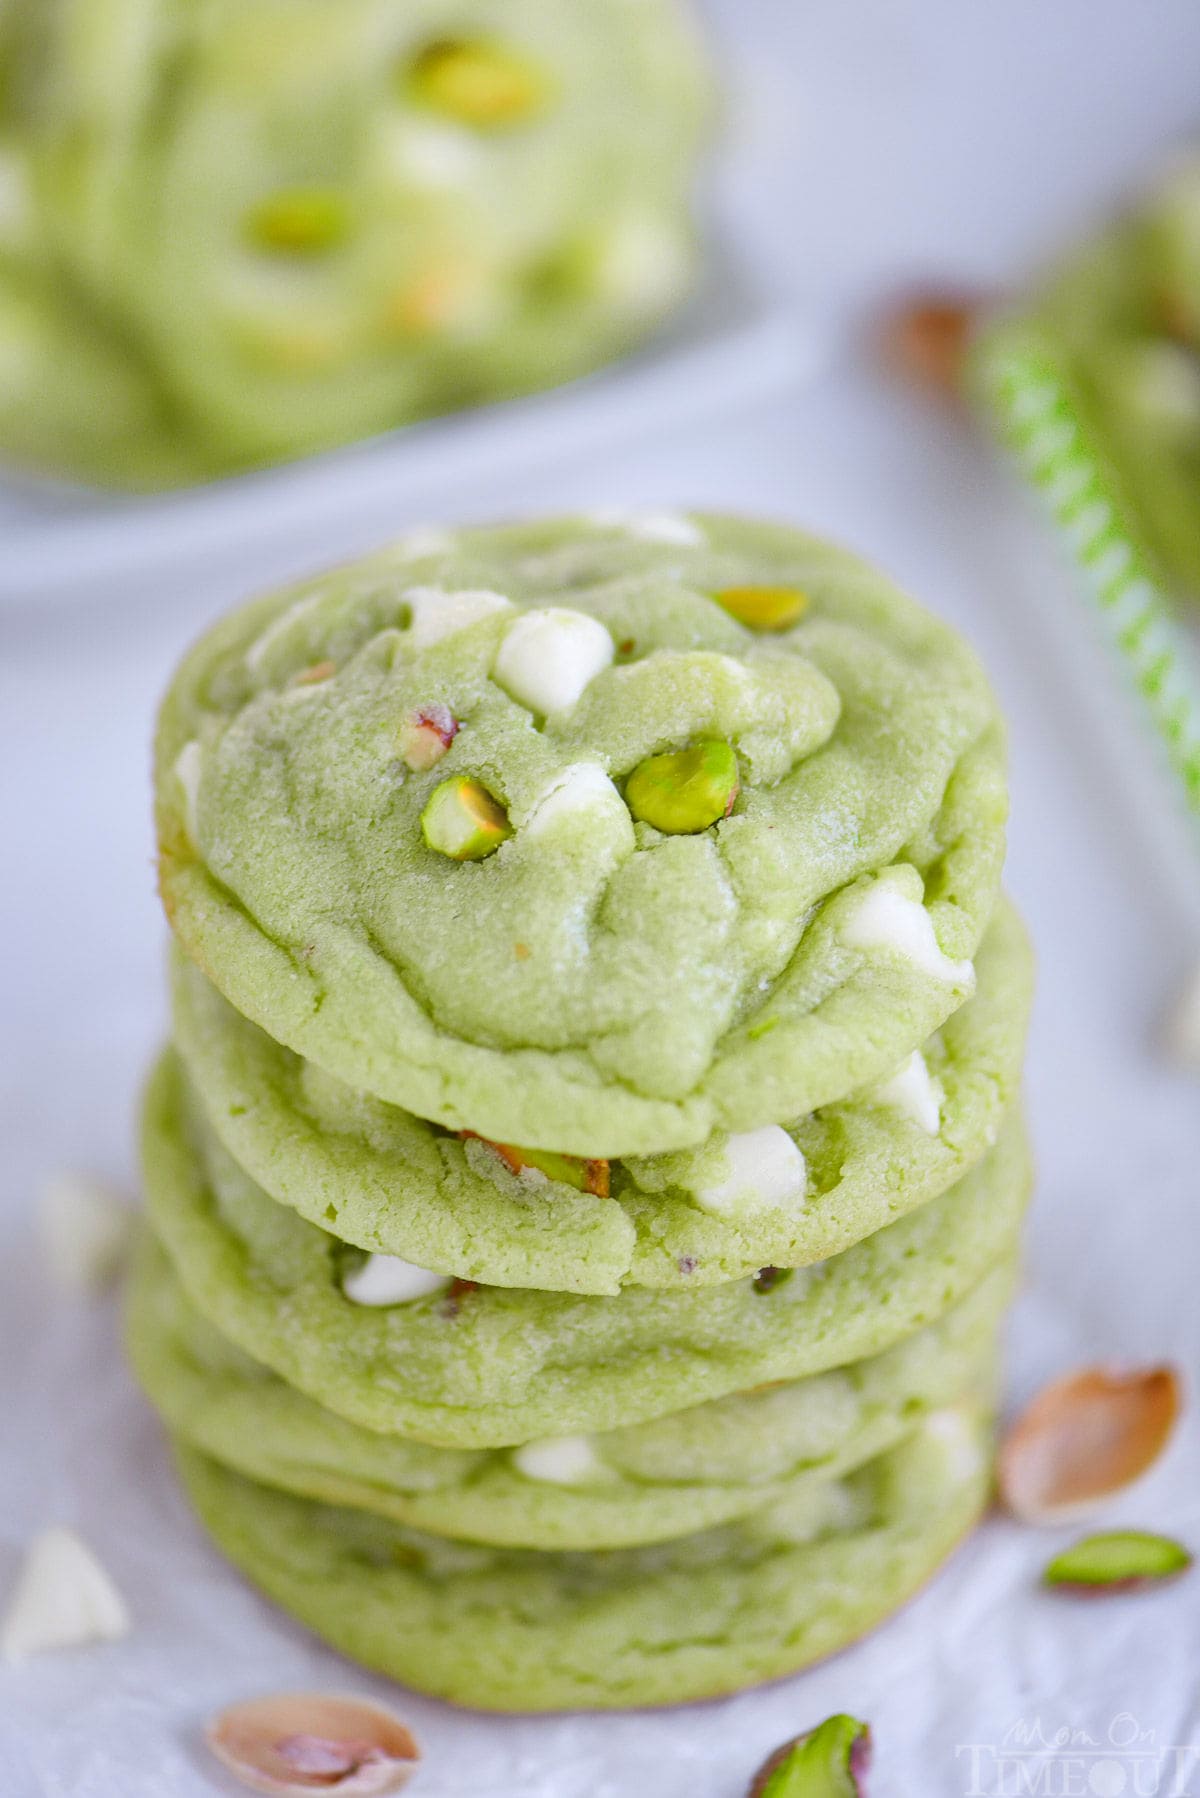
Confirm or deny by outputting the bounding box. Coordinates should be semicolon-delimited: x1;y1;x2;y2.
975;324;1200;818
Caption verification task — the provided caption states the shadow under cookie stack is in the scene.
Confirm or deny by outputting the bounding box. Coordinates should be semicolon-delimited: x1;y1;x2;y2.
129;511;1033;1710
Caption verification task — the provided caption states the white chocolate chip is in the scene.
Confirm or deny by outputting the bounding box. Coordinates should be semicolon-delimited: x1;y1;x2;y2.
594;211;692;314
243;591;324;673
869;1050;943;1135
174;741;203;844
2;1528;130;1663
493;608;614;715
382;119;481;188
923;1406;983;1483
1161;958;1200;1072
39;1172;132;1293
393;525;455;561
524;764;630;840
341;1254;448;1307
511;1436;605;1485
695;1127;807;1218
842;880;974;988
403;585;513;647
587;509;705;547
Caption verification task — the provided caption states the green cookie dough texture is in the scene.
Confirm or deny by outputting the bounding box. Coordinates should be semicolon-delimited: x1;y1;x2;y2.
982;155;1200;599
171;899;1031;1294
0;0;708;487
173;1407;993;1710
156;515;1007;1157
141;1046;1031;1447
129;1230;1009;1551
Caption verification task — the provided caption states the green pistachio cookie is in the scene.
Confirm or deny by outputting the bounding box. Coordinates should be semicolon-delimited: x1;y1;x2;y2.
0;0;708;486
141;1046;1031;1447
129;1229;1009;1550
984;155;1200;599
174;1405;993;1710
171;899;1030;1294
156;514;1007;1156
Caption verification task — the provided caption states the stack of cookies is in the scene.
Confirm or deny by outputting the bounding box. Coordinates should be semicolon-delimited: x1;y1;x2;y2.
130;512;1032;1710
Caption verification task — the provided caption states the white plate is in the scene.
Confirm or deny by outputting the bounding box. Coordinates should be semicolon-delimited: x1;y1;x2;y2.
0;270;818;607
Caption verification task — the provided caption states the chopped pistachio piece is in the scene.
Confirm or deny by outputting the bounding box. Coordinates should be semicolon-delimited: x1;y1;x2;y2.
750;1714;872;1797
715;585;809;631
398;704;460;771
1044;1531;1192;1594
625;739;739;834
464;1132;609;1197
420;776;511;859
244;188;348;256
408;38;548;129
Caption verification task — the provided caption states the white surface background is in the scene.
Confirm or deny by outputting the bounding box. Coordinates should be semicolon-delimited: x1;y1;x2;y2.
4;3;1200;1793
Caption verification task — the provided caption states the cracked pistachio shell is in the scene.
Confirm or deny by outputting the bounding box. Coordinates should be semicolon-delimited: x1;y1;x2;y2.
420;776;511;860
206;1693;419;1795
999;1365;1182;1524
625;738;739;834
1044;1530;1192;1595
749;1714;872;1797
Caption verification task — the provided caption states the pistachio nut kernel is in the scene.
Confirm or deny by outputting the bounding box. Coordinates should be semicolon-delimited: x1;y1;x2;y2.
715;585;809;631
420;776;511;859
749;1713;872;1797
1043;1531;1193;1595
244;188;349;256
625;738;739;834
408;38;549;129
463;1132;610;1197
398;704;460;771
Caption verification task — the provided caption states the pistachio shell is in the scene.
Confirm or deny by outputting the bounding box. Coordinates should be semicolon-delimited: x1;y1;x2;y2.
206;1694;419;1796
749;1714;872;1797
999;1365;1182;1524
878;293;981;399
1044;1530;1192;1595
420;775;511;859
715;585;809;631
625;739;739;834
245;190;348;256
408;38;548;128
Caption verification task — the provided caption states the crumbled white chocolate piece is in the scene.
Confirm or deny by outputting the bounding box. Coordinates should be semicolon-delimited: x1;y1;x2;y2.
382;119;481;188
39;1171;132;1293
870;1050;943;1135
393;525;455;561
403;585;513;647
2;1528;130;1662
923;1406;984;1483
695;1127;807;1218
594;211;692;313
493;608;614;715
511;1436;605;1485
1161;958;1200;1073
174;740;203;844
341;1254;448;1307
524;764;629;839
587;508;705;547
843;880;974;987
